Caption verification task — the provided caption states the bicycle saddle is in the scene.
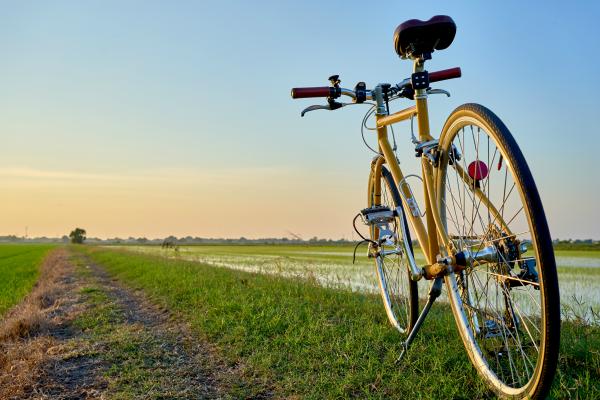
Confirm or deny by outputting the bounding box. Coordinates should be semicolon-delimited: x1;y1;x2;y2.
394;15;456;59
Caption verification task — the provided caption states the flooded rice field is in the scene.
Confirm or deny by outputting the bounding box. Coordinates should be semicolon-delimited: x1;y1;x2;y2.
113;245;600;324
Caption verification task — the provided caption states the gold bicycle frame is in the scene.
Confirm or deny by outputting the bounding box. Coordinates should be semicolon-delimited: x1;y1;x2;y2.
368;60;511;277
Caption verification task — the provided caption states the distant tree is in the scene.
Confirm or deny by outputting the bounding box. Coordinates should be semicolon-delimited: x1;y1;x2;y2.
69;228;86;244
162;239;175;248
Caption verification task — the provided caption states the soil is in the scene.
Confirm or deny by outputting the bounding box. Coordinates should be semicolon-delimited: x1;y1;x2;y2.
0;248;232;399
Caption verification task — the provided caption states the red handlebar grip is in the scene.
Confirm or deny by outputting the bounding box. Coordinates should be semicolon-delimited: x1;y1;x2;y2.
291;86;333;99
429;67;461;83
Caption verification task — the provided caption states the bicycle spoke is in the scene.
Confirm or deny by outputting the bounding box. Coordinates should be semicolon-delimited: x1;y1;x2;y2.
440;118;551;393
371;169;416;334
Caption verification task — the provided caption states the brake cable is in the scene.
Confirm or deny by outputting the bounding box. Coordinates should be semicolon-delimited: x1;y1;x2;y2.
352;213;377;264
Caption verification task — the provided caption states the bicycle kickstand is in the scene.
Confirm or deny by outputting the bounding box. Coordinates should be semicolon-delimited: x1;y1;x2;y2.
397;277;444;363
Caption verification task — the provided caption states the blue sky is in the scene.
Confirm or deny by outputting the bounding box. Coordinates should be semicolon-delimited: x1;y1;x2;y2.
1;1;599;239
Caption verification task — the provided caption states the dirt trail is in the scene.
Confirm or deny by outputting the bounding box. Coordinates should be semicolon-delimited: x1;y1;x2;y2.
0;248;230;399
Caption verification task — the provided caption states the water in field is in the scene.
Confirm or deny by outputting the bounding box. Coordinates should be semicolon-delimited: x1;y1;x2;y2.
113;245;600;324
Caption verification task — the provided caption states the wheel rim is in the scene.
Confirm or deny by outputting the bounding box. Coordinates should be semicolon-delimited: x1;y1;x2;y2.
371;169;416;334
437;117;548;394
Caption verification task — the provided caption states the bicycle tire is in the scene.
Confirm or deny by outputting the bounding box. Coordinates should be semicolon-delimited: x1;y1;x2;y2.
369;166;419;334
436;103;560;399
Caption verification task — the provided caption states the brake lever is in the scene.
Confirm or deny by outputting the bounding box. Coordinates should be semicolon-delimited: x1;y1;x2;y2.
301;104;331;117
300;101;347;117
426;88;451;97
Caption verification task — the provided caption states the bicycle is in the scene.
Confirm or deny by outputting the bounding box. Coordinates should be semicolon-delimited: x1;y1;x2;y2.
290;16;560;399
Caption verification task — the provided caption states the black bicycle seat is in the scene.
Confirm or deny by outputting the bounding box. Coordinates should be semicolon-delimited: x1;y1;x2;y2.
394;15;456;59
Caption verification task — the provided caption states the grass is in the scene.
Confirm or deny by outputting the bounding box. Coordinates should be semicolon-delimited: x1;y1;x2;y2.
113;244;600;324
73;281;178;399
68;251;234;399
0;244;55;317
73;282;172;399
81;246;599;399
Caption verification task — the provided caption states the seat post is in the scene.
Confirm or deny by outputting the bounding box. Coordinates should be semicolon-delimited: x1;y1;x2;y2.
412;57;441;262
413;59;433;142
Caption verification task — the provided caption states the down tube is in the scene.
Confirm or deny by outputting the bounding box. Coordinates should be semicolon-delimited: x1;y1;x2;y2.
376;125;434;265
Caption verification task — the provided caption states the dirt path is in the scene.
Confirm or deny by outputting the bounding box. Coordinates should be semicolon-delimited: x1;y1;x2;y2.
0;248;231;399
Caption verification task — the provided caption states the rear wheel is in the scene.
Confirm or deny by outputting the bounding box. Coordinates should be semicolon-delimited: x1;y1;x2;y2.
436;104;560;399
369;166;418;334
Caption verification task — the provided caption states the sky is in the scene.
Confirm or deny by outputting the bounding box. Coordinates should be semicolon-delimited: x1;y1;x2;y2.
1;1;599;240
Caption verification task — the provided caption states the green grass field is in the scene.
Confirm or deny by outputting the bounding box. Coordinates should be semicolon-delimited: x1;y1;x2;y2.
83;245;599;399
114;244;600;323
0;244;55;317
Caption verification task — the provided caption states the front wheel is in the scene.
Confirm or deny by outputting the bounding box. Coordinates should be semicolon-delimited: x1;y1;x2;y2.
436;104;560;399
369;166;418;334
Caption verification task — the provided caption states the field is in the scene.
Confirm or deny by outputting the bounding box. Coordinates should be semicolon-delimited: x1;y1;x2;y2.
0;244;54;317
85;245;599;398
114;244;600;323
1;243;598;398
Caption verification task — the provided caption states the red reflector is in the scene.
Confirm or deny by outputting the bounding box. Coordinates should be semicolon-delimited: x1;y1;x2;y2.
468;160;489;180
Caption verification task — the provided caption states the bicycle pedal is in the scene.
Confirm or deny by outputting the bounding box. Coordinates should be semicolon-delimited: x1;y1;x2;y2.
514;258;539;288
360;206;397;246
479;319;503;339
360;205;395;224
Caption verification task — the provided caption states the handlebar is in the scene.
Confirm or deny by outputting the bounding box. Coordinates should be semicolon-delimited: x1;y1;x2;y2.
429;67;461;83
291;67;461;100
290;86;334;99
